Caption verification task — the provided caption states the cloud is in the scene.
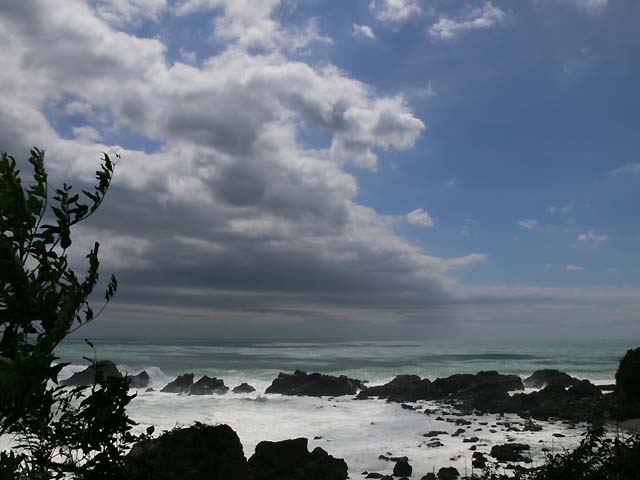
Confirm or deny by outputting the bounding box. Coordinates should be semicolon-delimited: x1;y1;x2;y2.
567;0;608;14
577;230;609;246
610;162;640;176
565;264;584;271
0;0;485;338
407;208;435;227
92;0;167;25
370;0;421;24
175;0;330;51
517;219;538;230
429;2;506;40
548;205;573;214
353;23;376;39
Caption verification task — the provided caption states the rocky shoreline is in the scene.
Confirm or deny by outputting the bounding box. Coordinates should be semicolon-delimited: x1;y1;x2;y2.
59;348;640;479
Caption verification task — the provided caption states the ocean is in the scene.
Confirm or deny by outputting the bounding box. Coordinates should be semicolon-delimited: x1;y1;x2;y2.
47;338;637;476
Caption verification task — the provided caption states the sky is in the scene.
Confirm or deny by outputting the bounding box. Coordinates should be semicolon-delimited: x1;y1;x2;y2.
1;0;639;341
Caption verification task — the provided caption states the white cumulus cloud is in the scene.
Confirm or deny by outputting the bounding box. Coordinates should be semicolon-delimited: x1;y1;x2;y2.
429;2;506;40
407;208;435;227
353;23;376;39
370;0;421;24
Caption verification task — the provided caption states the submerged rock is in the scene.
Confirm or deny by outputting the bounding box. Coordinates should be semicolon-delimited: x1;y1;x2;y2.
523;369;580;389
161;373;194;393
233;383;257;393
248;437;348;480
265;370;365;397
61;360;122;386
189;375;228;395
128;370;150;388
126;423;248;480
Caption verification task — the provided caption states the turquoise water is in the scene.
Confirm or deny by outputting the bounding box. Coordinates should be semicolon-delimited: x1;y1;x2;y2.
57;338;637;385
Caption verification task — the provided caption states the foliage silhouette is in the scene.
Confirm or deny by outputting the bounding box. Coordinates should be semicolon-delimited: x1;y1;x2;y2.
0;148;142;479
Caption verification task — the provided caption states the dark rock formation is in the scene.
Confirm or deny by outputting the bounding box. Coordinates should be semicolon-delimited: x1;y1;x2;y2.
616;348;640;401
248;437;347;480
125;423;248;480
189;375;228;395
265;370;365;397
437;466;460;479
128;371;150;388
357;371;522;403
490;443;531;463
423;430;448;437
161;374;194;393
472;452;487;469
61;360;122;386
233;383;257;393
432;371;524;397
422;474;437;480
567;380;602;398
357;375;432;402
392;460;412;477
523;369;580;389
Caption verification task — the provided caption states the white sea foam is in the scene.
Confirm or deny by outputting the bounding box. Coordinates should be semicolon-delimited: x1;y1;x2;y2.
124;386;590;477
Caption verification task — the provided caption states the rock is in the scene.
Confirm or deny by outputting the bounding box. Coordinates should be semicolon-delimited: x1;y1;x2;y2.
366;474;383;479
266;370;364;397
616;348;640;401
422;474;437;480
552;433;565;438
145;387;155;392
188;375;228;395
128;371;150;388
432;371;524;397
523;370;580;389
490;444;530;463
423;431;447;437
463;437;479;443
523;420;542;432
472;452;487;468
61;360;122;386
437;467;459;479
125;423;248;480
597;384;616;392
248;437;348;480
357;375;433;402
426;441;444;448
567;380;602;398
161;374;194;393
392;460;412;477
233;383;257;393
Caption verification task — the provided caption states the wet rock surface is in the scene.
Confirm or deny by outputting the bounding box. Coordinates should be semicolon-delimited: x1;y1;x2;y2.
188;375;229;395
125;423;248;480
248;437;348;480
61;360;122;386
233;382;257;393
266;370;365;397
523;369;580;389
161;373;194;393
